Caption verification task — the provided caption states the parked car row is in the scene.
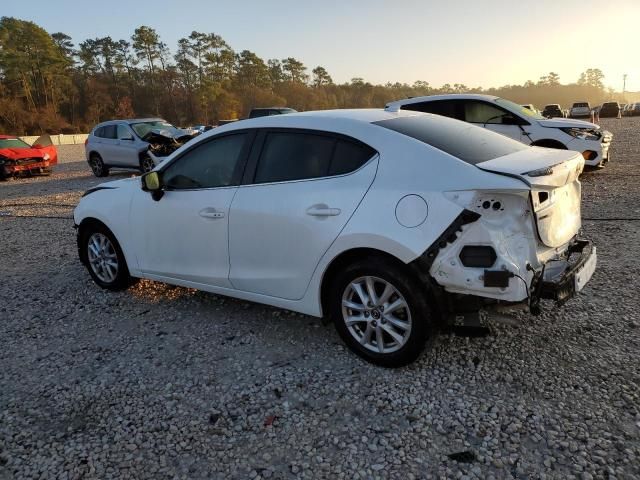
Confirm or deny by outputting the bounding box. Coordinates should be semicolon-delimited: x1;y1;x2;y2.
622;102;640;116
75;107;597;366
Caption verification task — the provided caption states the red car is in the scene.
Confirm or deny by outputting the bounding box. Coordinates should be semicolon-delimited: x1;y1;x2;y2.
0;134;58;179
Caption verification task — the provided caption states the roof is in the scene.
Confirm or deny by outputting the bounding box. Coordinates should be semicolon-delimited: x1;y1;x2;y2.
0;135;18;139
385;94;499;111
96;118;166;126
201;108;427;139
280;108;421;123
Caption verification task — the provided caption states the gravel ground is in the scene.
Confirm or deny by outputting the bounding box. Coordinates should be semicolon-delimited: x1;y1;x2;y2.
1;120;639;479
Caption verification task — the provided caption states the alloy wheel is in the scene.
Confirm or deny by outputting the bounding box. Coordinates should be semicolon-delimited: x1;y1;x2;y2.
90;156;103;176
341;276;412;354
87;232;119;283
141;156;155;173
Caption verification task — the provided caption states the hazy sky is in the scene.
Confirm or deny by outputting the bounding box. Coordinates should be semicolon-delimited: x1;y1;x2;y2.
4;0;639;90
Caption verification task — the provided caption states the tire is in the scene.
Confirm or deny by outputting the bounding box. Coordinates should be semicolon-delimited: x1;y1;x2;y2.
89;153;109;177
80;222;135;291
328;257;435;367
139;154;156;173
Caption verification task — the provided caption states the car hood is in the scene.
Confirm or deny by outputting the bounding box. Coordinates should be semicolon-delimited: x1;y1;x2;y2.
96;177;139;190
0;147;48;160
537;118;599;129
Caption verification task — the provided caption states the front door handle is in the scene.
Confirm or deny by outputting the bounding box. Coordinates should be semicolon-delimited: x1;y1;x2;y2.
199;208;225;219
306;204;341;217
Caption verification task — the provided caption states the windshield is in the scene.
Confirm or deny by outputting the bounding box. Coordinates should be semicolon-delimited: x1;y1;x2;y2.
374;114;527;165
495;98;545;120
130;120;178;138
0;138;31;149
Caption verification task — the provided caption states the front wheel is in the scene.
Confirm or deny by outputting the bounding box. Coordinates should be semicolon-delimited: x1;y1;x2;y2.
80;223;134;291
329;257;435;367
139;154;155;173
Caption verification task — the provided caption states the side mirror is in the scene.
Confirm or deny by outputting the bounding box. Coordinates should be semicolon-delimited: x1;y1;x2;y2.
141;171;164;201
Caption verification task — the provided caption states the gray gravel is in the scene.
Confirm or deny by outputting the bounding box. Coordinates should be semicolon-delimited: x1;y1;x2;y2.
1;119;639;479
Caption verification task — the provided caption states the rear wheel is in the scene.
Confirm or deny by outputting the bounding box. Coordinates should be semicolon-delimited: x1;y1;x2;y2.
89;153;109;177
80;222;134;290
329;257;435;367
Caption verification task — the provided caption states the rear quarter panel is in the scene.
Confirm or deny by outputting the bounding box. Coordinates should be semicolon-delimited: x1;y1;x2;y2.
300;132;529;315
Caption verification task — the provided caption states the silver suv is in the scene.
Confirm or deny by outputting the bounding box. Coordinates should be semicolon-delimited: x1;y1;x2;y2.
85;118;183;177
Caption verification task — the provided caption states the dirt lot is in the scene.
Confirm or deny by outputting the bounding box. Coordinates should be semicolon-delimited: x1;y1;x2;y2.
1;120;639;479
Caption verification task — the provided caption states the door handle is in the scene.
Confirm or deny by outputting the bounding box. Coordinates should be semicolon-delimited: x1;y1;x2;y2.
306;204;341;217
199;208;225;219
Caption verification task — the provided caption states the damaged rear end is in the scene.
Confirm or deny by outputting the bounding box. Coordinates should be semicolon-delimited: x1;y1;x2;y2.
430;147;596;312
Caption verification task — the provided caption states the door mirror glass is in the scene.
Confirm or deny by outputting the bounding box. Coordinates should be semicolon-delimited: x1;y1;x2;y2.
142;171;161;191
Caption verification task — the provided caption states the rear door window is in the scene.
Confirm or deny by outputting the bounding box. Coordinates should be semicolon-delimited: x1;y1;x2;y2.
254;132;335;183
253;131;376;183
101;125;117;139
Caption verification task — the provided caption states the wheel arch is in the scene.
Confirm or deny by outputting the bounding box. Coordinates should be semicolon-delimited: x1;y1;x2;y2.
319;247;420;318
77;217;135;275
77;217;111;265
530;139;567;149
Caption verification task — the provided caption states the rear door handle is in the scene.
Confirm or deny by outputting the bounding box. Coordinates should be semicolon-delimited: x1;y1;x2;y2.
199;208;225;219
306;204;341;217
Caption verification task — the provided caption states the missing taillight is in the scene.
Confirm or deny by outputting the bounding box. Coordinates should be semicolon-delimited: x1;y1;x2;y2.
538;192;549;203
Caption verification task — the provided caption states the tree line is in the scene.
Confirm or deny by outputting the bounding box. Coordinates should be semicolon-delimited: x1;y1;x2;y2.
0;17;624;135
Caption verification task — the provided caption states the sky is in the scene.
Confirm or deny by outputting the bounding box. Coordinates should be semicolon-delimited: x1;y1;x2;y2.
4;0;640;91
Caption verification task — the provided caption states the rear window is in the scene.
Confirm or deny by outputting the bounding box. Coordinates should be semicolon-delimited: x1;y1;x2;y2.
573;103;589;108
603;102;618;107
0;138;30;148
373;114;527;165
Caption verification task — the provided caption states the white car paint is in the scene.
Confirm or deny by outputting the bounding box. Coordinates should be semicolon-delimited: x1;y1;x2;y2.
385;94;612;167
569;102;592;118
75;109;595;320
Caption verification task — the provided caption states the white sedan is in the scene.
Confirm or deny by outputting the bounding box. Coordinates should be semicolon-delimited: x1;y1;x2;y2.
74;109;596;367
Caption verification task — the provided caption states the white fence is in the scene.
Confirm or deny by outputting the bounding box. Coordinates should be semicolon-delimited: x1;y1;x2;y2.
19;134;89;146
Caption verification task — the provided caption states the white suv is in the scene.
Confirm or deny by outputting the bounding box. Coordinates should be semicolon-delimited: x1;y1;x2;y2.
85;118;194;177
385;95;612;167
74;109;596;366
569;102;592;119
